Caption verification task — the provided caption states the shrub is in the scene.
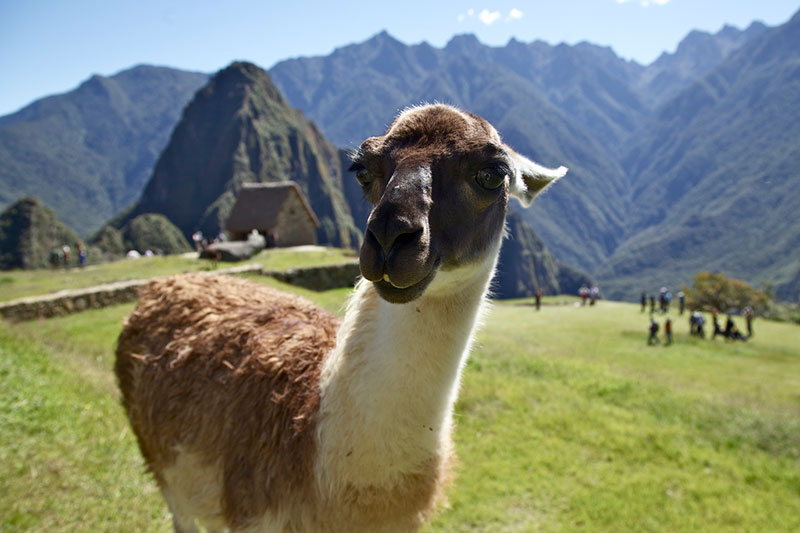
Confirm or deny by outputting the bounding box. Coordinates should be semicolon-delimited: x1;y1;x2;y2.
683;271;771;314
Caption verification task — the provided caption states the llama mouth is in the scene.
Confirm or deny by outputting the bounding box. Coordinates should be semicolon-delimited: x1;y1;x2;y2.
373;268;438;304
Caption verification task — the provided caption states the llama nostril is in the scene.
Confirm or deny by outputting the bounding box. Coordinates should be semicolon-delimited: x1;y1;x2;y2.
368;224;423;254
390;228;423;252
359;230;386;282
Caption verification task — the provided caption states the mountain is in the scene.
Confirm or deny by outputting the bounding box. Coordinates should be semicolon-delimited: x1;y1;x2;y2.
268;17;800;301
601;11;800;301
119;62;360;249
270;31;647;155
272;32;631;273
638;22;769;108
0;66;209;235
0;196;80;269
3;14;796;299
494;209;593;298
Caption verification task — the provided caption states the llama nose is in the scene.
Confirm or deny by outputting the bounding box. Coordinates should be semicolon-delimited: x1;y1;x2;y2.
367;215;423;254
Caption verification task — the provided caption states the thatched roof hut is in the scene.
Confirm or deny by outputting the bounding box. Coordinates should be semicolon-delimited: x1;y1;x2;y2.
225;182;319;246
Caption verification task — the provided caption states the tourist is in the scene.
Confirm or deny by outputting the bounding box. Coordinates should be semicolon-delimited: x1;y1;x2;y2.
648;317;660;345
579;284;589;306
665;318;673;345
743;306;755;337
76;243;87;267
61;244;71;267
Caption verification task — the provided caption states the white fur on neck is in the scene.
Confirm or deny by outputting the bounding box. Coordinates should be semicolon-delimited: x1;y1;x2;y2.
315;244;500;496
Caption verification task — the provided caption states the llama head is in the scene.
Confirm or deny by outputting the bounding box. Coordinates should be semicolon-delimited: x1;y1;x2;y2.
351;104;566;304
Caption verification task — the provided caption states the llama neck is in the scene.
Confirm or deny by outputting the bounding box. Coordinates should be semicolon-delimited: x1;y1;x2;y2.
315;251;498;491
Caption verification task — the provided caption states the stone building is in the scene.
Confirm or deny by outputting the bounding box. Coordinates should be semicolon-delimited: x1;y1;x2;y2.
225;182;319;246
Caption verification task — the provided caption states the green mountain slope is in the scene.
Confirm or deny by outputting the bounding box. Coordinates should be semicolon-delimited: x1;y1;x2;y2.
637;22;768;108
0;66;209;235
0;197;80;269
120;62;359;249
270;17;799;301
274;38;631;272
601;11;800;301
495;209;593;298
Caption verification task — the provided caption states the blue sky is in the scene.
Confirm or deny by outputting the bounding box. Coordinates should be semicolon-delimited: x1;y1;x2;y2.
1;0;798;116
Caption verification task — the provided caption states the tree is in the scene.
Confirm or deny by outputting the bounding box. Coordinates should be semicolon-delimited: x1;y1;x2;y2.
683;271;771;314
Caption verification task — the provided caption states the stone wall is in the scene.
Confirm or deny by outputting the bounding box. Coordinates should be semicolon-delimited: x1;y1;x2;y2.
0;280;147;322
268;262;361;291
0;262;359;322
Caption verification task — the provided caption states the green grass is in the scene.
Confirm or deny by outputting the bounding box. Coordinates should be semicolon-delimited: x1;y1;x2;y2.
1;288;799;531
0;246;356;303
0;304;169;531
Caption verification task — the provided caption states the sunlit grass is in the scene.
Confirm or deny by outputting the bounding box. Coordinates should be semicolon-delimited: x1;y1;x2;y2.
2;287;799;531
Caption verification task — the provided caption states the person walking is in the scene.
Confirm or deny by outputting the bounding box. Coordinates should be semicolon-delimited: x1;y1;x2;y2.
77;243;87;267
61;245;71;267
579;284;589;306
678;290;685;315
535;288;542;311
743;306;755;337
648;317;660;345
665;318;673;345
640;291;647;312
696;312;706;338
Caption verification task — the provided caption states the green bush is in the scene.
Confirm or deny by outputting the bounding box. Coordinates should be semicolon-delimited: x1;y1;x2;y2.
684;271;771;314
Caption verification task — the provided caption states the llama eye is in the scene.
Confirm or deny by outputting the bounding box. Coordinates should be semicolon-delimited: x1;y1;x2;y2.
476;168;505;190
355;168;374;187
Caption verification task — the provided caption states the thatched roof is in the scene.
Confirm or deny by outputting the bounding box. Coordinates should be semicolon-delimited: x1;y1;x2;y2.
225;181;319;233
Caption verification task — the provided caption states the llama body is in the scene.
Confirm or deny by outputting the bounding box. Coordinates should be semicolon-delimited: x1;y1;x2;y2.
116;104;566;531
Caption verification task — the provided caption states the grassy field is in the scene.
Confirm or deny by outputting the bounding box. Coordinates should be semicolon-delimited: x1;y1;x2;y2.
0;246;356;303
1;279;798;531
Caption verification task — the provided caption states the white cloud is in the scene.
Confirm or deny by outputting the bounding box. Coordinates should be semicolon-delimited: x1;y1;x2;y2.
459;7;523;24
478;9;501;25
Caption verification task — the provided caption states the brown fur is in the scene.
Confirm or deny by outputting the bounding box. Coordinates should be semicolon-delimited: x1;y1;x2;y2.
115;273;338;528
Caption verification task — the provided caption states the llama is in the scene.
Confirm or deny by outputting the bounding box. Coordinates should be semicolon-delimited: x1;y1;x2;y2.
115;103;566;532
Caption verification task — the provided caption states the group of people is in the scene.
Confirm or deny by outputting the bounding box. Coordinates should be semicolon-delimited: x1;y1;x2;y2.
645;284;756;345
689;308;752;341
648;316;673;345
49;243;86;268
192;230;230;252
712;307;752;340
641;287;685;315
578;284;601;306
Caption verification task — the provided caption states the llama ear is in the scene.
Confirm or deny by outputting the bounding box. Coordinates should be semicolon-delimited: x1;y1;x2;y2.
508;149;567;207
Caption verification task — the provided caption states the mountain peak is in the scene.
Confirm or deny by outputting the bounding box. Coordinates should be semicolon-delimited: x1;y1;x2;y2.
123;61;359;248
209;61;285;105
445;34;484;54
365;30;403;48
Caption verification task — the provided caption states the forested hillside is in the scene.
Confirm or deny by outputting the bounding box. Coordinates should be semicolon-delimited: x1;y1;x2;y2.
269;13;799;300
0;66;208;235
